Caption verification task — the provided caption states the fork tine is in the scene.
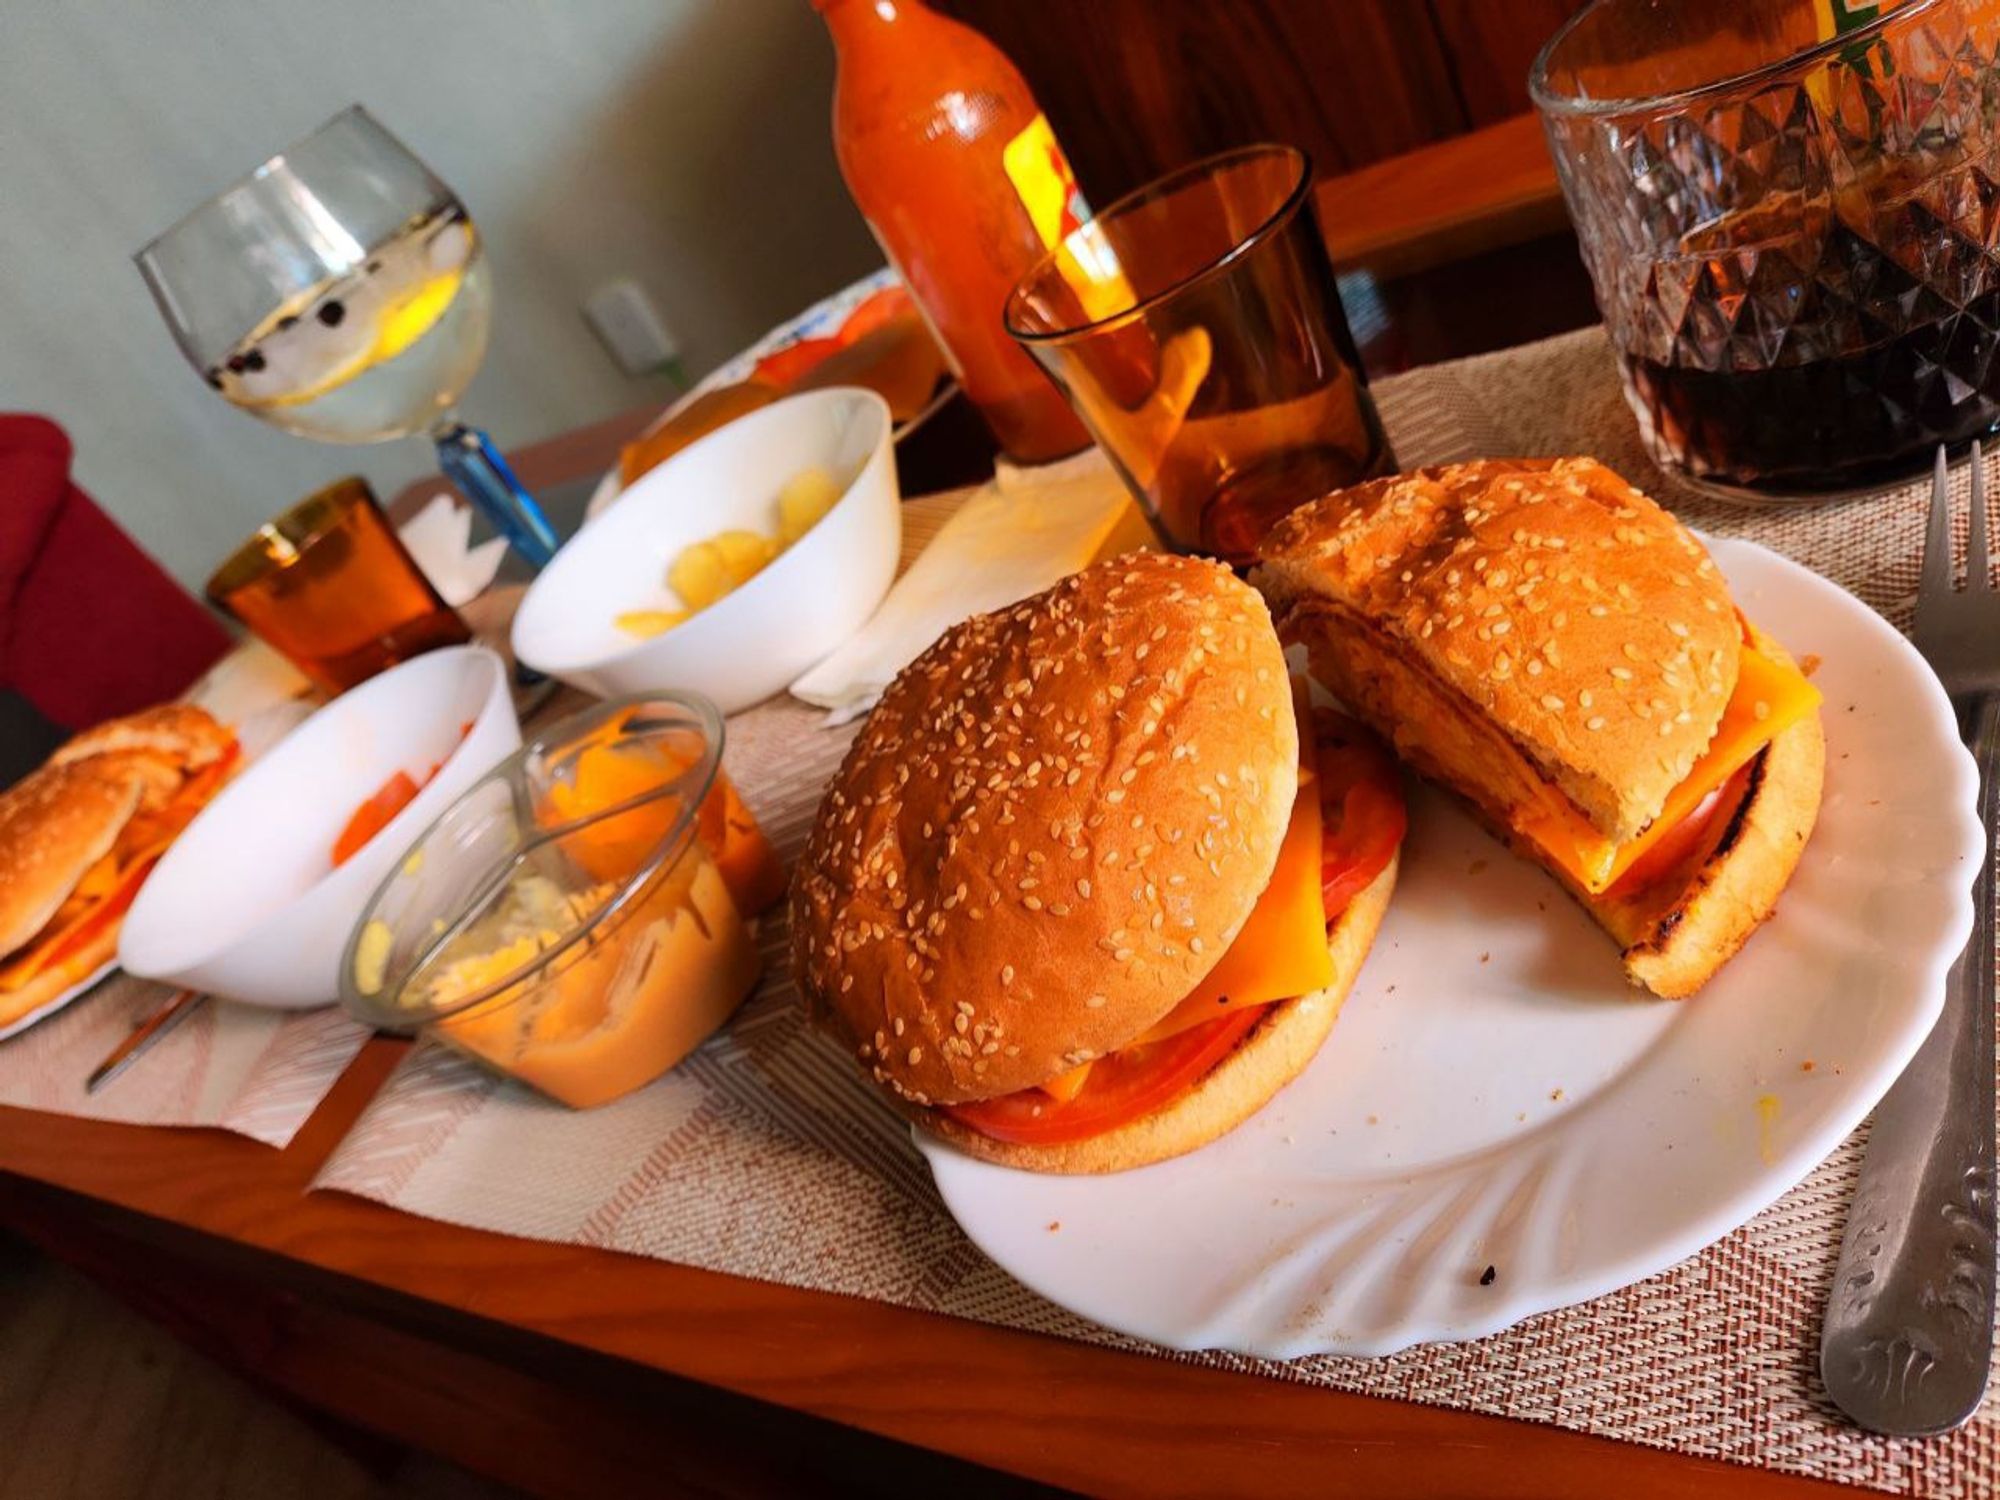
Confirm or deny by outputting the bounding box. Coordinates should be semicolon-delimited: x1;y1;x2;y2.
1921;444;1954;622
1972;440;1991;593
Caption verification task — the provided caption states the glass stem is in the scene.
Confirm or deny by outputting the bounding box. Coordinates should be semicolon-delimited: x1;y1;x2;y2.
431;418;560;569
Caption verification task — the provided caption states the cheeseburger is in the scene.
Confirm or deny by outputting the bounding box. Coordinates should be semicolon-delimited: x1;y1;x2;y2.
792;553;1405;1173
1253;457;1824;997
0;704;237;1027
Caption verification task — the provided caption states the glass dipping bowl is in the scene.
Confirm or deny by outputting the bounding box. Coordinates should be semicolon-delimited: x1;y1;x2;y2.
338;691;763;1108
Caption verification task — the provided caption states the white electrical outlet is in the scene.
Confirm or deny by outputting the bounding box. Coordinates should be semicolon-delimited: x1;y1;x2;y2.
584;279;680;377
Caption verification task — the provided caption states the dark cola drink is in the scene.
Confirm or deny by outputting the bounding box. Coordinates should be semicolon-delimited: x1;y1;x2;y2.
1533;0;2000;498
1619;210;2000;492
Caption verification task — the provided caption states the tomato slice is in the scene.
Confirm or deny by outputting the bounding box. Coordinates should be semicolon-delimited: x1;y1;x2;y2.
941;1007;1267;1146
332;771;421;868
941;708;1407;1149
0;852;161;989
1315;709;1406;919
1606;758;1756;897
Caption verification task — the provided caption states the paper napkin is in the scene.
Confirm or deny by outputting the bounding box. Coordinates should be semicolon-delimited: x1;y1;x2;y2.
789;447;1142;725
398;493;510;608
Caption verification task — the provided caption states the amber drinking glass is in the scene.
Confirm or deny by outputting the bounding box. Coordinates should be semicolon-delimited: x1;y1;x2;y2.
206;476;470;694
1533;0;2000;497
1004;144;1391;564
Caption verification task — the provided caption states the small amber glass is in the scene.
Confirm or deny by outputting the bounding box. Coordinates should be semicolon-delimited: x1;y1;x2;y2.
1004;144;1392;564
206;476;470;694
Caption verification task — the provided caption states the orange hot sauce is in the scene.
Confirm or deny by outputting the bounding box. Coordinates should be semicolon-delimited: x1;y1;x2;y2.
816;0;1093;463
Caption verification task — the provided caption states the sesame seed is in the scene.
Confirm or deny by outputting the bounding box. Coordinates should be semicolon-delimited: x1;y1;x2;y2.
1586;715;1607;731
908;1047;923;1065
1541;693;1564;711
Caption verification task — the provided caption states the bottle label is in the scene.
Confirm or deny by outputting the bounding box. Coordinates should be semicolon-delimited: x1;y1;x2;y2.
1002;114;1089;251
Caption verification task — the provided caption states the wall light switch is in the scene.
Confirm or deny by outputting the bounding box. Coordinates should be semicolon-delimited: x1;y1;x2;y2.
584;279;680;378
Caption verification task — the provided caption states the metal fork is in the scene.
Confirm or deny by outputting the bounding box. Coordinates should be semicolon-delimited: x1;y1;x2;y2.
1821;442;1999;1435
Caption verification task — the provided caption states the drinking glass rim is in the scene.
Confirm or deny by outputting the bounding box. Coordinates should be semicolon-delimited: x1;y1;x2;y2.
203;474;375;602
1003;142;1313;346
1528;0;1948;120
133;103;390;264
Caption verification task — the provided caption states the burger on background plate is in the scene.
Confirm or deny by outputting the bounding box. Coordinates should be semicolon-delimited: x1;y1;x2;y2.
791;552;1406;1173
0;704;237;1029
1253;457;1824;997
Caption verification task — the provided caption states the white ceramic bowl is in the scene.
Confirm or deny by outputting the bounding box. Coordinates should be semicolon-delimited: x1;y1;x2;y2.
118;646;521;1009
511;387;901;714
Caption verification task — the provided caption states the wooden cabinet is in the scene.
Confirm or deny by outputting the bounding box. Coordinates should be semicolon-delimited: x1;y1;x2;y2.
934;0;1581;204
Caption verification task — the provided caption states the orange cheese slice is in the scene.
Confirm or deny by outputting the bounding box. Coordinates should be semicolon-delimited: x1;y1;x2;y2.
1036;747;1333;1094
0;851;160;991
1515;634;1821;895
1037;1062;1094;1104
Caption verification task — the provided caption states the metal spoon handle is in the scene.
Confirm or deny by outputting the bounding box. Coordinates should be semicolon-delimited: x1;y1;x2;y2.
1820;692;1998;1435
84;988;205;1094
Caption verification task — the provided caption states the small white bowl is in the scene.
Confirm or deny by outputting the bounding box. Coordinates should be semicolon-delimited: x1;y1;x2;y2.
511;387;901;714
118;646;521;1009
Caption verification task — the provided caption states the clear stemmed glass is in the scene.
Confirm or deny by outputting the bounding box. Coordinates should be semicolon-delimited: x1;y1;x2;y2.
135;105;558;566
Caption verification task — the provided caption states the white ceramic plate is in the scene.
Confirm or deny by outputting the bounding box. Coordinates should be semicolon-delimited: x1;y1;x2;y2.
918;538;1984;1357
584;267;902;524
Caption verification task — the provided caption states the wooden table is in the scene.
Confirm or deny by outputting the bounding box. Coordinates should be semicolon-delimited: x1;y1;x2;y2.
0;420;1861;1500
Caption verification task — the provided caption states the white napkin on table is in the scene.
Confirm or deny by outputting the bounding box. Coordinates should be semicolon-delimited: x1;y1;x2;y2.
789;446;1141;726
397;492;509;608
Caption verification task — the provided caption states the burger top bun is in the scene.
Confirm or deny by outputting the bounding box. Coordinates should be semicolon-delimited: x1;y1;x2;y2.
791;553;1299;1107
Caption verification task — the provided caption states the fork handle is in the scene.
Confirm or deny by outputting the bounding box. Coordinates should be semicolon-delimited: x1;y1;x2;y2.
1820;691;1998;1435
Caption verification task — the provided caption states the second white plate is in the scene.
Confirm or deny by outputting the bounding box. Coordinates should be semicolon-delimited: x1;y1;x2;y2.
918;538;1982;1357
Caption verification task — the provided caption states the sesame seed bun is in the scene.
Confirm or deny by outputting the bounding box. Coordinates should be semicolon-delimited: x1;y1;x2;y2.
1545;624;1824;999
0;759;142;955
0;703;233;975
791;553;1299;1108
51;704;231;774
1254;462;1825;998
1254;458;1737;842
910;854;1397;1173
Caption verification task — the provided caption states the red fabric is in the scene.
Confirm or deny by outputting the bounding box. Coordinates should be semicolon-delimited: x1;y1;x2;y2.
0;415;230;731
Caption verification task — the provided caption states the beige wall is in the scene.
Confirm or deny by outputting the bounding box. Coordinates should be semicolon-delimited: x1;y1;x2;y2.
0;0;882;586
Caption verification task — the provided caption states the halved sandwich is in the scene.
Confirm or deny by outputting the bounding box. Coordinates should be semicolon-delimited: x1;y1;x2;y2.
791;552;1407;1173
0;705;237;1025
1253;457;1824;998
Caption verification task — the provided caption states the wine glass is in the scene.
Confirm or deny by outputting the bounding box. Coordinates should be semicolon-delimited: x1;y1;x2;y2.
135;105;559;567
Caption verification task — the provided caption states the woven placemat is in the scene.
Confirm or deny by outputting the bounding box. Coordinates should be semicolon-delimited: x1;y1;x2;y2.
318;331;1993;1496
0;974;367;1148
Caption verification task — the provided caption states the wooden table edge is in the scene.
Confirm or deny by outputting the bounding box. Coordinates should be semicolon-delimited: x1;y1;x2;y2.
0;1054;1865;1499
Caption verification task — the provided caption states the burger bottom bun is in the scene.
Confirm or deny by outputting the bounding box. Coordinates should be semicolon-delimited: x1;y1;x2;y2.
911;854;1399;1175
0;918;119;1031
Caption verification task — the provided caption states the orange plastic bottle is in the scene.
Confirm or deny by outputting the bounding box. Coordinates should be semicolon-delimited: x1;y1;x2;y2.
815;0;1093;463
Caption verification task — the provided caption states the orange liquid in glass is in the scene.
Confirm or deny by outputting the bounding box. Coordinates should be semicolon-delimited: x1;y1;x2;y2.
208;477;470;694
